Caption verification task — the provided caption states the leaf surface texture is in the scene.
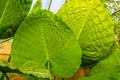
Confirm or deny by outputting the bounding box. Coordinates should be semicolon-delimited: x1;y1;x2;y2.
11;9;82;78
57;0;114;66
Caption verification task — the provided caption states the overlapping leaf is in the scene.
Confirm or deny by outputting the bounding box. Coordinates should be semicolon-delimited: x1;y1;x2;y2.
89;48;120;75
57;0;114;66
0;0;32;39
11;9;82;78
78;66;120;80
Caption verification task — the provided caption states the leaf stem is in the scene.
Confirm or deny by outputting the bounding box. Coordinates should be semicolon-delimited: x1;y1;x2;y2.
54;76;56;80
113;0;119;10
0;72;9;80
111;9;120;15
47;61;52;80
62;78;64;80
48;0;52;10
4;73;9;80
8;55;11;63
65;0;68;3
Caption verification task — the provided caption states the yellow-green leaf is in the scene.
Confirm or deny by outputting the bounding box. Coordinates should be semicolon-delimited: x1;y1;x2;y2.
57;0;114;66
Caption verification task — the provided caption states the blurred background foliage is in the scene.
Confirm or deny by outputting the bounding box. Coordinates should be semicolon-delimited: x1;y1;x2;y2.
105;0;120;44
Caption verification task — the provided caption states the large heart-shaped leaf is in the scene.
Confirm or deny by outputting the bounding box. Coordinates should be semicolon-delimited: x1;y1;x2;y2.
89;48;120;75
57;0;114;66
11;9;82;78
0;0;32;39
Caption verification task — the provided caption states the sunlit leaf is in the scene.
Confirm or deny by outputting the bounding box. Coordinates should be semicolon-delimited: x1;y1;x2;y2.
11;9;82;78
57;0;114;66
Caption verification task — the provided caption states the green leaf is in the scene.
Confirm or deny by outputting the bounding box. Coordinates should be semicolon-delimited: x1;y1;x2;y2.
0;60;21;73
57;0;114;66
89;48;120;75
11;9;82;78
0;0;32;39
78;66;120;80
0;60;50;79
21;62;51;78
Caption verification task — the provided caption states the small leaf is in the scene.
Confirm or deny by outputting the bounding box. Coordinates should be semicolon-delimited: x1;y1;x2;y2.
0;0;32;39
11;9;82;78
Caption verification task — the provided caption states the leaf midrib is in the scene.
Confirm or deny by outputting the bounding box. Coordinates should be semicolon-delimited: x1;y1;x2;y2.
41;25;52;79
41;26;49;62
76;0;94;40
0;0;10;24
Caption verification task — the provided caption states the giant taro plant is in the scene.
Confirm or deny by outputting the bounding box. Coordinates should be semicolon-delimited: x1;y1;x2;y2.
0;0;120;80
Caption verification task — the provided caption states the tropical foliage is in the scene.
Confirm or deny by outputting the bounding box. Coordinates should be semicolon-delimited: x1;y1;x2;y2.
0;0;120;80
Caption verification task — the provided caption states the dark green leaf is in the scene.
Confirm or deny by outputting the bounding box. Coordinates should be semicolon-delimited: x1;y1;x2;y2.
11;9;82;78
0;0;32;39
